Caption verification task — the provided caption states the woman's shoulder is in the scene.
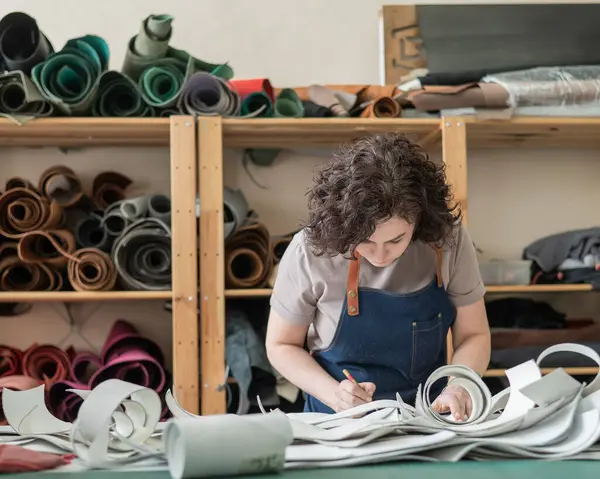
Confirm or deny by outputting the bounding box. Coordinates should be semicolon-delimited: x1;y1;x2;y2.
285;229;347;270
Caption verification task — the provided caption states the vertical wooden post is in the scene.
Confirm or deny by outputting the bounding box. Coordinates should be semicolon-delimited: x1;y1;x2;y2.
198;117;226;415
441;116;468;363
170;116;199;414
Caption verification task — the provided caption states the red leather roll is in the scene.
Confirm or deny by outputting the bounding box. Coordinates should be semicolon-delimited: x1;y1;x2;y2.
230;78;274;102
0;346;23;378
22;344;72;385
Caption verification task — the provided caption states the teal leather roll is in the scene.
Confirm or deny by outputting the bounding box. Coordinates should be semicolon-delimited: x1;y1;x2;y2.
241;92;273;117
92;71;153;117
31;35;109;115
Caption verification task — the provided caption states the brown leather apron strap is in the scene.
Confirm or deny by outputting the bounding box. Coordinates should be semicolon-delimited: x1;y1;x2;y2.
346;251;360;317
433;245;443;288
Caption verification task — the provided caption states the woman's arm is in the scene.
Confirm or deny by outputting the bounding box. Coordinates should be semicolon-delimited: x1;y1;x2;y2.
265;310;374;411
450;297;491;375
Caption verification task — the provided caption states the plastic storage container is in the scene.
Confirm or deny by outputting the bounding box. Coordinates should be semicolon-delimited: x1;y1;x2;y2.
479;260;532;285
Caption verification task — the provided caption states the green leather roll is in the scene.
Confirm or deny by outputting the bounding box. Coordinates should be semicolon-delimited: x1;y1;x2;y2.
274;88;305;118
122;14;233;110
92;71;153;117
31;35;109;115
241;92;272;117
247;89;305;166
0;71;54;124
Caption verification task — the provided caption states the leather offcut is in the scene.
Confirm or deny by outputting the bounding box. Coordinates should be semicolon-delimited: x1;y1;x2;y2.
225;222;273;289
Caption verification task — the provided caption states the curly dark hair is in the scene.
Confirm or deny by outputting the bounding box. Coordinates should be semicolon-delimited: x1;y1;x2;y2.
304;133;461;257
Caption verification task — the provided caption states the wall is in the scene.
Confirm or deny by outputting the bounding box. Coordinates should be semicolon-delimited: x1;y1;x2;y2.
2;0;599;367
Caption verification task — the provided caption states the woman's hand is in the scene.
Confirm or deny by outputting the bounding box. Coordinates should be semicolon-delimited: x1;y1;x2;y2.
331;380;376;412
431;384;472;422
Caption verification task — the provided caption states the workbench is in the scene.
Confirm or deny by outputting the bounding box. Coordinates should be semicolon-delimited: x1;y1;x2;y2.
6;461;600;479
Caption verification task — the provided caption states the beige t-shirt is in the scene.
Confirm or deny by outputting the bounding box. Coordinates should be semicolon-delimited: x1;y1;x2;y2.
270;224;485;352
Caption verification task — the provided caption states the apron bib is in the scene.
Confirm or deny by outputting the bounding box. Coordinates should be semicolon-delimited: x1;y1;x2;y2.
305;246;456;413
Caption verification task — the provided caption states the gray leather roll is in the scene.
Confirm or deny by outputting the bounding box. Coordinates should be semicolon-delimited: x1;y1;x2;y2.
0;71;54;124
147;194;171;224
112;217;172;291
120;195;150;221
101;201;130;236
0;12;53;74
196;187;250;240
178;72;240;117
75;213;113;252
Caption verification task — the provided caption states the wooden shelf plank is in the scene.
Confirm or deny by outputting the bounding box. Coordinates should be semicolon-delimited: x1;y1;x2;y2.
0;291;172;302
0;118;171;147
221;117;600;149
485;366;598;378
222;118;440;148
486;284;594;293
225;284;595;298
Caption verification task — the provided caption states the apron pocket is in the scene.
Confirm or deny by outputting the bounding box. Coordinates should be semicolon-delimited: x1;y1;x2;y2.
410;313;443;382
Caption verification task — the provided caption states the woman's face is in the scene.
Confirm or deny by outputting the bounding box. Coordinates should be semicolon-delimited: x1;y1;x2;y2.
355;216;414;267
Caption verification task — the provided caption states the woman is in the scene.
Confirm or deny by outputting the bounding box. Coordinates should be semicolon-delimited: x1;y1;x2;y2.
266;133;490;420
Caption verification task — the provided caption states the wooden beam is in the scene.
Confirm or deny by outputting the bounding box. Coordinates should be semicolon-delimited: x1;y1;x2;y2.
417;127;441;150
382;5;426;84
198;117;227;415
441;117;468;364
169;116;199;415
442;117;468;226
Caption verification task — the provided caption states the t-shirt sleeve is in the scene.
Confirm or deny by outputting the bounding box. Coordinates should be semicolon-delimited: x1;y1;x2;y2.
270;233;317;325
446;224;486;307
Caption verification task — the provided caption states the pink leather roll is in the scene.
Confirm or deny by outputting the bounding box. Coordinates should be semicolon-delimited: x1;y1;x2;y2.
91;320;166;392
0;375;41;424
70;352;101;384
0;346;23;378
100;320;164;366
89;350;166;392
47;380;88;423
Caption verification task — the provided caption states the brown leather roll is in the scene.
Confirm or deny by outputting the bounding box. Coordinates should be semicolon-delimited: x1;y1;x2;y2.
92;171;133;209
5;177;37;192
67;247;117;292
361;97;402;118
38;165;83;207
225;222;273;288
0;254;61;291
17;229;76;269
359;85;401;118
0;187;62;238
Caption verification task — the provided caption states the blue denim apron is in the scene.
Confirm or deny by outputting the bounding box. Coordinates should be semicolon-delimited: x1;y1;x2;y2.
305;247;456;413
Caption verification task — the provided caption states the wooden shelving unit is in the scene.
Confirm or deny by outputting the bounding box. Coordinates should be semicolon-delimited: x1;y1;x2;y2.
198;116;600;415
0;116;200;415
